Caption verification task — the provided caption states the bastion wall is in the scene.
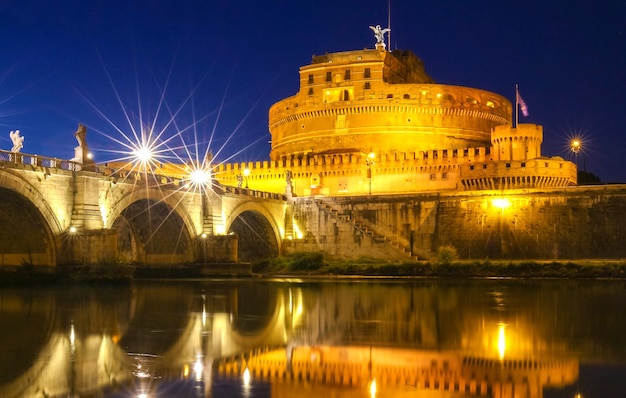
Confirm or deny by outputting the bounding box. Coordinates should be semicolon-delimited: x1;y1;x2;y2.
284;185;626;260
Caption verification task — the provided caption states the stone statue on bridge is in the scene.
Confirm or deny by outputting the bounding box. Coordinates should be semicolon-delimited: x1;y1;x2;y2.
72;123;96;171
9;130;24;153
75;123;87;148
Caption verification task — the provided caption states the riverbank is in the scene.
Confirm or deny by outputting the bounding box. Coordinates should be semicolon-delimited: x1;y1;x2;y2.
1;254;626;287
252;253;626;279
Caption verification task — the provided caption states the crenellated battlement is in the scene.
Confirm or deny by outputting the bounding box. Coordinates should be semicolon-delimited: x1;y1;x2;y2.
213;128;574;197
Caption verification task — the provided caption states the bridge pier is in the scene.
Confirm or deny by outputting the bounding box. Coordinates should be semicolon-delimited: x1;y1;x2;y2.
61;229;118;265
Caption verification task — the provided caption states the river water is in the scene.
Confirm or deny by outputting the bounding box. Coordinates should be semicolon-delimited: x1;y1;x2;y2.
1;278;624;397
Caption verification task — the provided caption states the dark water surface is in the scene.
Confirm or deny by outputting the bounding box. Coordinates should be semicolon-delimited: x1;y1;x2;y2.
1;278;625;397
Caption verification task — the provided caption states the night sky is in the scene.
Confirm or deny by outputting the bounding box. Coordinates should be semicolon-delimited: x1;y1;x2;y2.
2;1;625;182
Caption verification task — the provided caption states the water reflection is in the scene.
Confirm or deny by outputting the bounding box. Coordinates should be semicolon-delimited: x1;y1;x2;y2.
0;280;624;397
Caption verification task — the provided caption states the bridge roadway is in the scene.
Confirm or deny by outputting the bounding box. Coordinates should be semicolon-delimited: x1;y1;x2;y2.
0;150;290;266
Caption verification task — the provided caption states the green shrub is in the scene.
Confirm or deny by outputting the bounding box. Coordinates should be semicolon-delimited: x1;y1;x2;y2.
290;252;325;271
436;245;458;266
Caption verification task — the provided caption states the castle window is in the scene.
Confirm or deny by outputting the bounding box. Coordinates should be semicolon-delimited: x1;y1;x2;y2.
545;162;549;167
430;173;436;180
342;90;350;101
364;82;371;89
326;71;332;82
506;163;511;168
387;94;393;98
308;87;314;96
403;94;410;99
521;162;526;168
344;69;351;80
470;165;475;171
308;74;314;84
483;164;487;169
442;172;448;180
364;67;371;78
463;149;469;156
453;149;458;157
485;147;490;155
486;100;496;108
443;150;448;158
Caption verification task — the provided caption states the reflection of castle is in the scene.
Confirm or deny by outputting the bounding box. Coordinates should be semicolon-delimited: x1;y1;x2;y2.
219;345;578;398
213;43;576;195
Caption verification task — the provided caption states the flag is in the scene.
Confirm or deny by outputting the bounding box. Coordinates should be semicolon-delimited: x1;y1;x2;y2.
516;87;529;117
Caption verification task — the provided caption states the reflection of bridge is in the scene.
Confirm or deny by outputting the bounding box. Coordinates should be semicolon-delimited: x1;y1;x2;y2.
0;283;302;397
0;150;290;266
2;279;604;397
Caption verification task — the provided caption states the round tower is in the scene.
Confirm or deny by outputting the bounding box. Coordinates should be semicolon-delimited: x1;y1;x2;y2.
268;48;511;162
491;124;543;161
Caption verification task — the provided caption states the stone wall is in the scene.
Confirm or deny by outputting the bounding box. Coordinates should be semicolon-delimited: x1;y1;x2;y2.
287;185;626;261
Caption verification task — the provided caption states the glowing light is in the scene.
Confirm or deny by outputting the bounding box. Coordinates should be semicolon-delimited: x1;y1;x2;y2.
492;198;510;209
183;364;190;377
100;205;108;226
243;367;251;385
69;226;77;234
194;358;204;380
70;323;75;346
134;146;153;163
189;168;211;186
498;323;507;360
201;233;207;239
293;222;304;239
369;378;377;397
571;139;582;154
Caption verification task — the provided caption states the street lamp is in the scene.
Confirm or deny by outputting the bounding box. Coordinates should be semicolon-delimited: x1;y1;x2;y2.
366;152;375;195
570;139;582;184
571;139;582;165
243;168;250;189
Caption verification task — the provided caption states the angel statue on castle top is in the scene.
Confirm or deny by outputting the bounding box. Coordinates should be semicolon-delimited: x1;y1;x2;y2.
369;24;390;49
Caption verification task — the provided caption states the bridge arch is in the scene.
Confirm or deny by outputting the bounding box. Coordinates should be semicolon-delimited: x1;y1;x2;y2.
225;201;282;262
106;188;199;264
0;169;61;266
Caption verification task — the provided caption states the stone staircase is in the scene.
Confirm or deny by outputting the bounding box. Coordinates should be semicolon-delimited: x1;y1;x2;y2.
315;199;418;261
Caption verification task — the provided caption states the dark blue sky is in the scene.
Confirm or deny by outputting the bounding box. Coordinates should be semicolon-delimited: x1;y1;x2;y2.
1;1;625;181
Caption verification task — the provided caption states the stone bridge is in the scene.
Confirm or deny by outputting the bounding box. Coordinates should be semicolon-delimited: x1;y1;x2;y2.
0;150;291;267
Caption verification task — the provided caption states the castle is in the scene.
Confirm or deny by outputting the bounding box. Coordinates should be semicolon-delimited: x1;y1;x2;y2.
212;37;577;196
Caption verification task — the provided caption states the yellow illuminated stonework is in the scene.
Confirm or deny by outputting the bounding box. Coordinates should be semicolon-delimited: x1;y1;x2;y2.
211;44;577;196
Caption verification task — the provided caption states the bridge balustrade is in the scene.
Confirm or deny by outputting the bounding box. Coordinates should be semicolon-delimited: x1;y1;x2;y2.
222;184;287;201
0;149;81;171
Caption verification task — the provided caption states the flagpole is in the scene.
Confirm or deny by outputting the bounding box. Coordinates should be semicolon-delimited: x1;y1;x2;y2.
387;0;391;50
515;84;519;128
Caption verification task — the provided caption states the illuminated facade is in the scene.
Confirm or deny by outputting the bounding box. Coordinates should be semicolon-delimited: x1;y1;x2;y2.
214;44;576;195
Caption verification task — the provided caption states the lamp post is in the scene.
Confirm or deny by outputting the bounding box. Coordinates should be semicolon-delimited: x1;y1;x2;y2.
243;167;250;189
571;139;582;184
366;152;375;195
571;139;581;166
